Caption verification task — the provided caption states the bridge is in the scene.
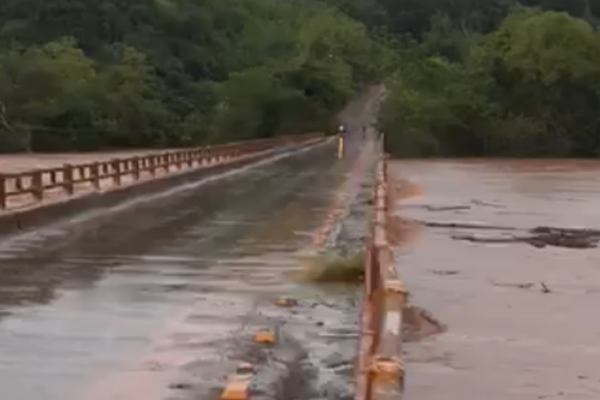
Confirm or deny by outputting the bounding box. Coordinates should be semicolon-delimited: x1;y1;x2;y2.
3;102;600;400
0;92;404;400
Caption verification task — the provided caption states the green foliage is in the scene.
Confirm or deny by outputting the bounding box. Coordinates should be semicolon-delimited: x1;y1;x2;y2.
376;1;600;158
472;8;600;156
381;52;489;157
0;0;389;152
5;0;600;158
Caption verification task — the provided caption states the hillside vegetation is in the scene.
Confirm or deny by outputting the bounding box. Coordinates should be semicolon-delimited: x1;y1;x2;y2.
326;0;600;157
2;0;600;157
0;0;391;152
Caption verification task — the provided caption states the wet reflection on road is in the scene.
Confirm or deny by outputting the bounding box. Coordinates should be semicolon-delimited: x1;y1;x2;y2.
0;142;355;400
392;159;600;400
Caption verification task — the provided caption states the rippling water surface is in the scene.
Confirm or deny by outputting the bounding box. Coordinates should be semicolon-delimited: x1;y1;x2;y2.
393;159;600;400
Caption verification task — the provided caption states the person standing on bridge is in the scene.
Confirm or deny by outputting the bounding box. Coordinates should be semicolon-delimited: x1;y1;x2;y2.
337;124;346;159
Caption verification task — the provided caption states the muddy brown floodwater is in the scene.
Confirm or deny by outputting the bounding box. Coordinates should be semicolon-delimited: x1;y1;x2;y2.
0;149;172;173
392;159;600;400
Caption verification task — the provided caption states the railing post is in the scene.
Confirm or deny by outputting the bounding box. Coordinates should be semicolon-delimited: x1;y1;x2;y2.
63;164;75;195
132;156;141;180
90;163;101;190
112;159;122;185
31;170;44;202
163;154;170;174
49;170;58;186
0;174;7;209
149;156;157;177
171;153;178;170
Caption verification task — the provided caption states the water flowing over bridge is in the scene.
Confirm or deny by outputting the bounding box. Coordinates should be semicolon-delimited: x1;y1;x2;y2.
0;86;407;400
3;89;600;400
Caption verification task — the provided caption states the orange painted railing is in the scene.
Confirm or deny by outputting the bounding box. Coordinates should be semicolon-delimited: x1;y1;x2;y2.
0;133;324;211
355;152;407;400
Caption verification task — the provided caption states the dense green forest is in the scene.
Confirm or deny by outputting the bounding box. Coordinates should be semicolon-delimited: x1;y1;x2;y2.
2;0;600;157
346;0;600;157
0;0;392;152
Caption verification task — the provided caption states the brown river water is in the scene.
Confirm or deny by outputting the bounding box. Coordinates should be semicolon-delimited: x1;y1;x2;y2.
392;159;600;400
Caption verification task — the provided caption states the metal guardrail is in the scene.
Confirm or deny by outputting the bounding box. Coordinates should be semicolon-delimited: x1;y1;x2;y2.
355;154;407;400
0;133;324;211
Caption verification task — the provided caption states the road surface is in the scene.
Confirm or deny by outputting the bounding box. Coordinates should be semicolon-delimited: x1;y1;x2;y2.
0;136;371;400
393;159;600;400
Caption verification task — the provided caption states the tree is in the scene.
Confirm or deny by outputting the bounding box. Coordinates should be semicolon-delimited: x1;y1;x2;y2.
0;0;389;152
0;38;97;151
473;8;600;155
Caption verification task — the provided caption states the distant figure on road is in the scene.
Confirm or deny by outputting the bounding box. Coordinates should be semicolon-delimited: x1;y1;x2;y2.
337;124;345;159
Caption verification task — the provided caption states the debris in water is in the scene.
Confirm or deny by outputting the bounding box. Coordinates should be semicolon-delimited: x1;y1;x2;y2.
422;219;600;249
169;382;193;390
422;221;516;231
471;199;505;208
452;228;600;249
541;282;551;294
275;297;299;307
492;281;534;290
426;205;471;212
431;270;459;276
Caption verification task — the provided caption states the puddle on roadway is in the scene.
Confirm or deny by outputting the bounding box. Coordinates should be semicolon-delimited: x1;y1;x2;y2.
391;159;600;400
0;143;362;400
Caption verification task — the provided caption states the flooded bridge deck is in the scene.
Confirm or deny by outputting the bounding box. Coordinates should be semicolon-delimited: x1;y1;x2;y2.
393;159;600;400
0;139;369;400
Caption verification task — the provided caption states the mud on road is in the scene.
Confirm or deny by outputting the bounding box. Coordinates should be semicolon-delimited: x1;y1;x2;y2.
391;159;600;400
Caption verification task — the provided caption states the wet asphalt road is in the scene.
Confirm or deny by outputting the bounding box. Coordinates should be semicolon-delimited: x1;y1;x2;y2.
0;138;367;400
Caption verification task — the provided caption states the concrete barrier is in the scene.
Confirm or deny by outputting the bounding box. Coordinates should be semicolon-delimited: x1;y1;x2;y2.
355;142;408;400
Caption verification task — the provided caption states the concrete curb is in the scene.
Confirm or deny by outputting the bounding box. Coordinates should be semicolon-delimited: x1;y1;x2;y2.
355;145;408;400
